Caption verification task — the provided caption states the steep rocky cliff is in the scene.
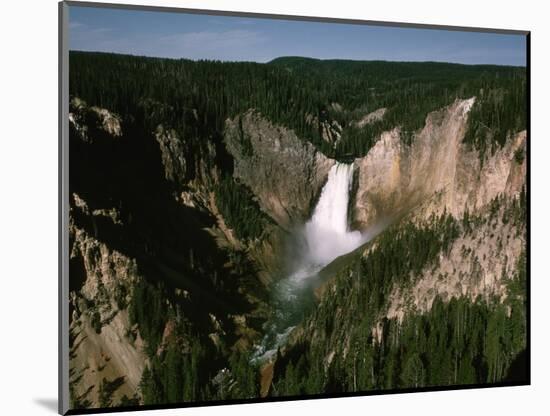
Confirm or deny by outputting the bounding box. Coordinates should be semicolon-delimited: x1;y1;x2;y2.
69;198;146;407
68;99;274;408
352;98;526;229
224;110;334;228
385;198;526;323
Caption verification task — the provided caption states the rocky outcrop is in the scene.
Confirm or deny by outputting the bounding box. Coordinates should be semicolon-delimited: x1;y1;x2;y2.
305;113;343;145
153;123;223;201
224;110;334;228
320;120;342;145
69;194;146;407
352;98;527;229
69;97;122;142
385;201;526;323
354;107;387;128
155;126;188;184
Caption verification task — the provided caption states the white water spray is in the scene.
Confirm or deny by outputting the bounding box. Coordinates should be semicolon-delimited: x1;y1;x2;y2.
291;162;363;282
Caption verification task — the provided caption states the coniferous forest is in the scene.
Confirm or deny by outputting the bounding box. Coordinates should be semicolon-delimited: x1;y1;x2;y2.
70;52;526;160
67;46;528;411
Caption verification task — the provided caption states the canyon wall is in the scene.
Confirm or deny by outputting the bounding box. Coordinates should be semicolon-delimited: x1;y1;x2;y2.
224;110;334;228
352;98;526;228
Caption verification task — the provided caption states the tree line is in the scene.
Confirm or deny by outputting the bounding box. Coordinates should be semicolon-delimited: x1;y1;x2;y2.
70;52;526;161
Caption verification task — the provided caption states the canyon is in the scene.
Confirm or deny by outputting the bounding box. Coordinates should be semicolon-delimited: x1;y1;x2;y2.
66;53;527;409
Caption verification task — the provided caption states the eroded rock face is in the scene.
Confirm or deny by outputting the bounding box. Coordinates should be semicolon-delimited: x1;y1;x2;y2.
155;126;188;184
305;113;343;145
385;202;526;324
224;110;334;227
69;195;147;407
354;107;387;128
69;97;122;142
349;97;527;330
352;98;527;228
67;99;276;407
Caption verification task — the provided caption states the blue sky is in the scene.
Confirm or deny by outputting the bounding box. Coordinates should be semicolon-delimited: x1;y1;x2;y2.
69;5;526;66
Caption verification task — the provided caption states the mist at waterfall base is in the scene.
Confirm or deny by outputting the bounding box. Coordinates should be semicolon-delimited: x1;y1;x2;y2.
252;163;371;362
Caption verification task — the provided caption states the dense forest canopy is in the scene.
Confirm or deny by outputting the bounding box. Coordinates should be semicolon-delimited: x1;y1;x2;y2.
69;52;526;160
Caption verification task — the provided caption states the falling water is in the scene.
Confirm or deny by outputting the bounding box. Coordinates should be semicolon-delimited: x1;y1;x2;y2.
252;162;365;362
291;162;363;282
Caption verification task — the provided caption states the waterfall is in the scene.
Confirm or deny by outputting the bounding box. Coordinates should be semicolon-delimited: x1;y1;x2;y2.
291;162;363;282
252;162;364;363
